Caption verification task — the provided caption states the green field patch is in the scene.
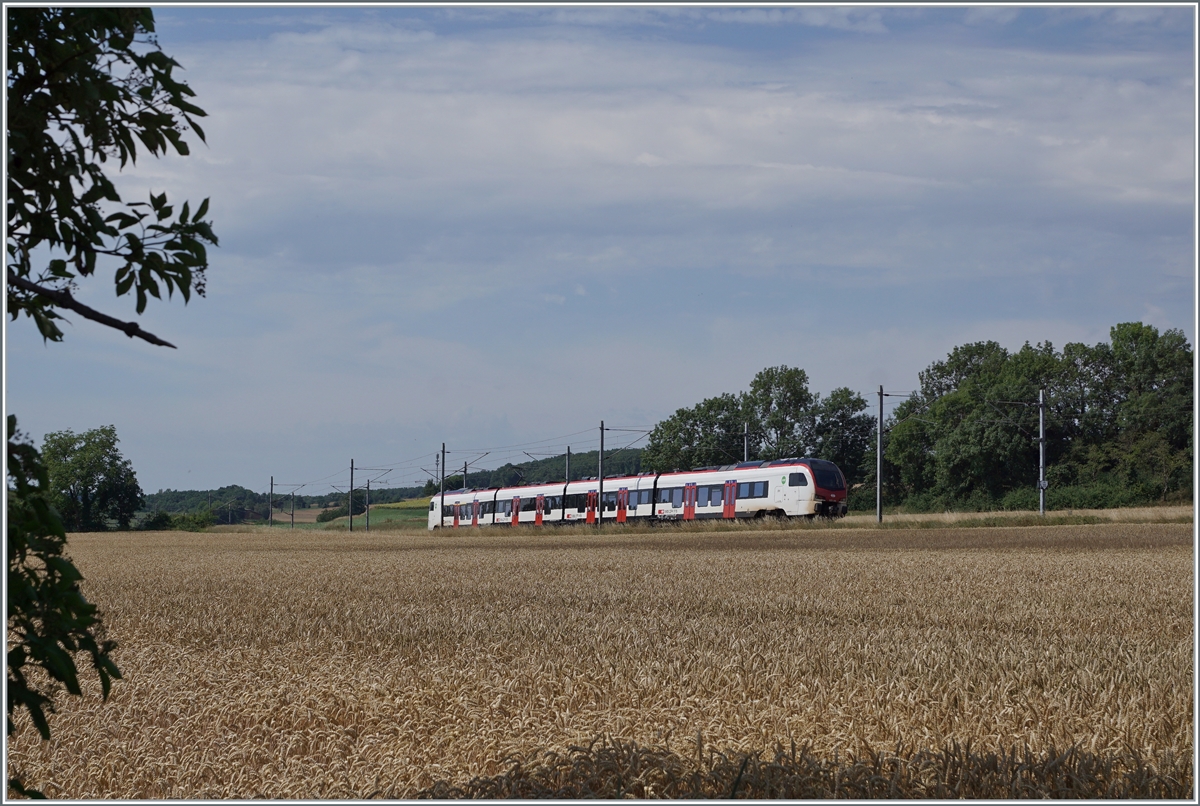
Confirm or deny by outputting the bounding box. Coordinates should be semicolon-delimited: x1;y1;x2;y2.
372;497;431;510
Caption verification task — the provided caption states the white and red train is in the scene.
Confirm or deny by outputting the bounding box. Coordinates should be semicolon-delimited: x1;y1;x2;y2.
428;457;848;530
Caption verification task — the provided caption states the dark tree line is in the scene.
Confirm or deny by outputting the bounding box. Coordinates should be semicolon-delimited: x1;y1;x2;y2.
420;449;646;496
640;322;1191;512
878;322;1192;511
642;366;875;483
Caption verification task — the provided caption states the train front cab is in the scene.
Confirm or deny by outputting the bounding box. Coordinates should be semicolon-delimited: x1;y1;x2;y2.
765;458;847;518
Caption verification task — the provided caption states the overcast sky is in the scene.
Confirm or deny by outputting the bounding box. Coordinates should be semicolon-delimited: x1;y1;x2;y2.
6;5;1195;497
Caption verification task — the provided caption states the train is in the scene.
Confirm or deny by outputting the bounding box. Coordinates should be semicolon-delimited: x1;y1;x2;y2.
428;457;848;530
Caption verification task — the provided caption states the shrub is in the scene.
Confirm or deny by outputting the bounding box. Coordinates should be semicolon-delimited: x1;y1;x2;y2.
316;507;346;523
139;511;173;531
172;511;214;531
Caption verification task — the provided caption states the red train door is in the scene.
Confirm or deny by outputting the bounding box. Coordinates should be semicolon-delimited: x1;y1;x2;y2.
536;494;544;525
683;483;697;520
511;497;520;526
723;480;737;519
472;500;479;527
453;503;460;528
586;491;598;524
617;488;628;523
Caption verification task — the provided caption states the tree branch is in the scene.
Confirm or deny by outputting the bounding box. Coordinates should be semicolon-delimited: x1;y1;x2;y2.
7;272;176;348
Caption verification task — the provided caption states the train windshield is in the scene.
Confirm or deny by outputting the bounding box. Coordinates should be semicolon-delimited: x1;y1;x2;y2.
808;460;845;490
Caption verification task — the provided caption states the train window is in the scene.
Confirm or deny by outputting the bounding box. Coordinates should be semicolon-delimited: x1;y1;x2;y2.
753;481;766;498
522;497;538;512
603;491;617;511
430;501;436;511
737;482;750;499
811;464;846;490
442;505;452;517
671;487;683;508
640;489;652;505
697;486;709;507
710;486;723;505
789;472;808;487
657;488;671;504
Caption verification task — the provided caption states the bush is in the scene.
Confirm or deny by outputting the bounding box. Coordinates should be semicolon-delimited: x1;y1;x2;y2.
139;511;173;531
316;506;346;523
172;510;214;531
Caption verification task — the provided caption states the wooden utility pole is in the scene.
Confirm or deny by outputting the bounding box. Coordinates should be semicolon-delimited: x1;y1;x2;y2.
269;476;273;528
366;479;371;531
566;446;570;482
290;491;295;529
598;421;604;528
439;444;445;526
1039;388;1047;516
349;459;354;532
463;461;468;489
877;385;883;524
744;422;748;462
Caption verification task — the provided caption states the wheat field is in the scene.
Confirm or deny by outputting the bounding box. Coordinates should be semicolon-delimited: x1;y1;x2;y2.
6;522;1193;798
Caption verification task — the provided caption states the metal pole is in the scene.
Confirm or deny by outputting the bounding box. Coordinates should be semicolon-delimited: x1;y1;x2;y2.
290;491;294;529
1039;388;1046;516
463;461;468;490
566;446;570;482
440;444;445;527
366;479;371;531
598;421;604;527
744;422;748;462
269;476;273;528
349;459;354;532
877;385;883;524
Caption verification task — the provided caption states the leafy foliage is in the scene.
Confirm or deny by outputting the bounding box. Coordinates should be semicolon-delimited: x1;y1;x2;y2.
316;492;367;522
137;510;214;531
6;417;122;744
6;7;217;343
879;323;1192;511
42;425;143;532
643;367;873;479
641;394;747;471
644;324;1191;512
7;10;215;794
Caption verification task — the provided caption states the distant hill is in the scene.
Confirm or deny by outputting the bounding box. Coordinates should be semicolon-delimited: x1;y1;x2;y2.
141;449;643;515
142;484;426;516
455;448;643;490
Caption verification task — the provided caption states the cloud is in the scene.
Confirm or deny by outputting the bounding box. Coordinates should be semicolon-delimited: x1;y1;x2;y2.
963;7;1022;27
8;8;1191;492
702;7;887;33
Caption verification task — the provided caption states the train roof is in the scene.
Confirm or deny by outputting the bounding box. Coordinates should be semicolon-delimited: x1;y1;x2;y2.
433;457;842;497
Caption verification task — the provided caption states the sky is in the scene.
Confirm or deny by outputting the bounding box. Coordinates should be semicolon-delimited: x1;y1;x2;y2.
5;5;1196;498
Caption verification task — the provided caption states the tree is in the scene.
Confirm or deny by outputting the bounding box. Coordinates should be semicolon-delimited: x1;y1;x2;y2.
885;324;1192;511
6;418;121;786
42;425;143;531
7;7;217;347
811;388;873;485
7;8;215;795
744;366;815;459
643;393;747;472
644;366;825;472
